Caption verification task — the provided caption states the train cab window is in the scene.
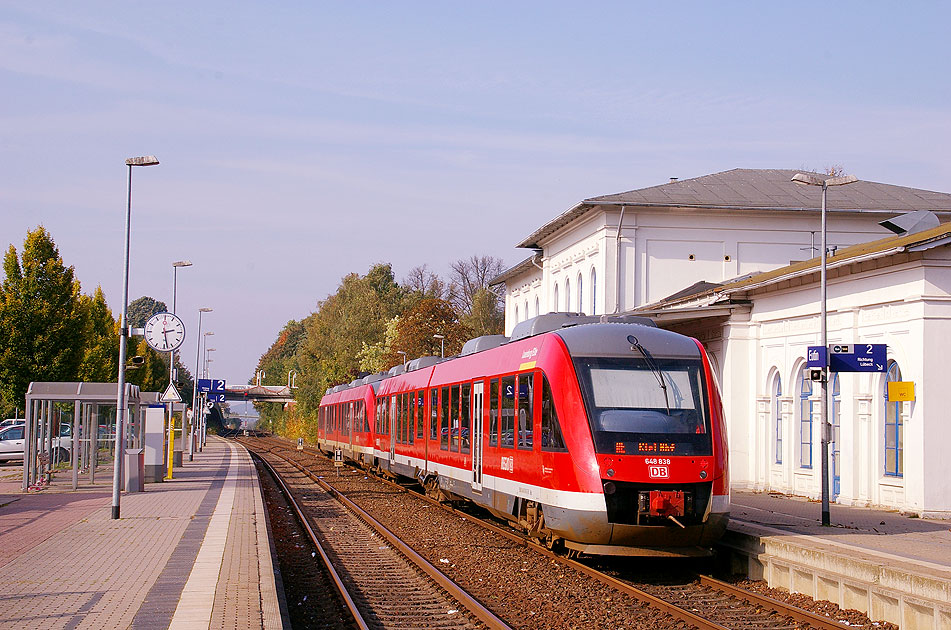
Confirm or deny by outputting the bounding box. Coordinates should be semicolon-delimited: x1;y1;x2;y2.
430;389;439;441
489;379;499;447
517;373;534;450
501;375;516;448
460;383;471;454
574;356;712;456
541;374;567;451
416;390;425;440
441;386;450;450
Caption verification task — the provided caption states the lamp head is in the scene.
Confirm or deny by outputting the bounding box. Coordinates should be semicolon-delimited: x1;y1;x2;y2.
125;156;159;167
173;260;193;268
199;307;213;313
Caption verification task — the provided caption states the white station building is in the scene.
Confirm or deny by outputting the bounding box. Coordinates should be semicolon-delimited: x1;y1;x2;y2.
492;168;951;517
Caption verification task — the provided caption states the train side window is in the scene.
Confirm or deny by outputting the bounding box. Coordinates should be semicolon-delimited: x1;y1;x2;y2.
417;390;425;439
449;384;459;451
518;373;534;450
407;392;414;445
541;374;567;451
501;375;515;449
400;393;407;444
489;379;499;447
441;386;450;450
460;382;471;454
430;389;439;441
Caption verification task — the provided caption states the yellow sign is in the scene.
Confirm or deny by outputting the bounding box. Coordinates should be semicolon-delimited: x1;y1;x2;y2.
887;381;915;402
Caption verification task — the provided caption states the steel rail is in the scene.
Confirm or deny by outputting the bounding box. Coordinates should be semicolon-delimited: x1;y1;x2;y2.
251;451;369;630
267;446;512;630
699;575;853;630
253;437;865;630
260;439;728;630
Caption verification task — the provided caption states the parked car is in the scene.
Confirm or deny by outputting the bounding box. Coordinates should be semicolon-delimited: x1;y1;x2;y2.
0;423;72;464
0;418;24;429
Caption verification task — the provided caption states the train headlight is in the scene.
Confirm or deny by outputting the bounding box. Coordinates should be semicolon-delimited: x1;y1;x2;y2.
700;470;708;479
603;481;616;495
606;468;615;477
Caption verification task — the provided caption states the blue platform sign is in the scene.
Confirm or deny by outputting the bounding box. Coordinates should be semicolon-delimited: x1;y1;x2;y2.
198;378;226;393
207;392;226;402
829;344;887;373
806;346;827;368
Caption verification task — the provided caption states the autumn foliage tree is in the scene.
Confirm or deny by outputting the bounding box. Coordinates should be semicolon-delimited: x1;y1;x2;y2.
384;299;470;366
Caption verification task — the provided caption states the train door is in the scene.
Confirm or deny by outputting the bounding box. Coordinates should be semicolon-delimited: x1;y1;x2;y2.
389;396;396;461
471;381;484;492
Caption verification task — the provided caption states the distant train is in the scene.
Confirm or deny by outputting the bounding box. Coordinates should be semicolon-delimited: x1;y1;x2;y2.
317;313;729;557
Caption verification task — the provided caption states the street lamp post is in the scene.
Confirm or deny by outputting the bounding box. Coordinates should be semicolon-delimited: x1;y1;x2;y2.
792;171;858;527
167;260;192;479
113;155;159;520
189;307;212;461
433;334;445;359
199;331;213;451
204;348;216;378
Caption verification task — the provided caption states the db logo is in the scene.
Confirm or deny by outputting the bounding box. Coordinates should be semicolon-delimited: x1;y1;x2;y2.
649;465;669;479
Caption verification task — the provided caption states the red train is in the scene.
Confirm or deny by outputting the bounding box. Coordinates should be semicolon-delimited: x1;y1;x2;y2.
317;313;729;557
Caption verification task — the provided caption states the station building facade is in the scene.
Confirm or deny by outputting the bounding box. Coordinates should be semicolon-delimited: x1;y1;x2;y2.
492;168;951;517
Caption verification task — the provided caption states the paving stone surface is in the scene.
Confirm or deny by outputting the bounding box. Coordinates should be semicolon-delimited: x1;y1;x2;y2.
0;437;285;630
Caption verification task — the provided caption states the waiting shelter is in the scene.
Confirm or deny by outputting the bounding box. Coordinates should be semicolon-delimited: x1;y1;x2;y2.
22;382;142;492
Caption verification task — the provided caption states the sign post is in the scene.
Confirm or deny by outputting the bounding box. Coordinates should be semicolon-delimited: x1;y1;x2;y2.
806;342;887;528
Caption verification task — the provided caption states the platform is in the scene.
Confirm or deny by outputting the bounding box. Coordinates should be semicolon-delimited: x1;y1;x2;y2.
722;490;951;630
0;437;287;630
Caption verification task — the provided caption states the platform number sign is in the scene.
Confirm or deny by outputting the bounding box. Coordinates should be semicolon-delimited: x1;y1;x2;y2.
198;379;227;393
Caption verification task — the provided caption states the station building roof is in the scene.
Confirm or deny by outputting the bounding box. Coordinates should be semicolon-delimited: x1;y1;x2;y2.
516;168;951;249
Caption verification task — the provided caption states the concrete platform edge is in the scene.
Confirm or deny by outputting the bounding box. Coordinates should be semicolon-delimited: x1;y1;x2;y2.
719;520;951;630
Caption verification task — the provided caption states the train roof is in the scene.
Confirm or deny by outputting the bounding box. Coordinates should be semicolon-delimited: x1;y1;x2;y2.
509;312;655;342
460;334;508;356
554;320;701;359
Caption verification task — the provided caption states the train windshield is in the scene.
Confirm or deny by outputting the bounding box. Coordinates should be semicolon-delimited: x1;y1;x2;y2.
574;357;712;456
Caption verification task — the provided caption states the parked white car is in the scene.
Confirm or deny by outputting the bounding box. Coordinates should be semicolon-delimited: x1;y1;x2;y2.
0;423;72;464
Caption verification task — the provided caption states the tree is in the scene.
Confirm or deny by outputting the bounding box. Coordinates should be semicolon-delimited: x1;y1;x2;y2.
0;227;84;415
464;287;505;337
385;299;471;366
448;255;504;316
254;319;307;434
402;265;447;304
127;296;168;328
295;263;405;411
76;286;120;382
124;337;169;393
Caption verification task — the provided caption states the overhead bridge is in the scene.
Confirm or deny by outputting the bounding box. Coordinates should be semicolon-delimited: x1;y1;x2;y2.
224;384;295;403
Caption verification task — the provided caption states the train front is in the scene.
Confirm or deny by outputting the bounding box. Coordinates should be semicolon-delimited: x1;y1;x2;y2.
556;323;729;556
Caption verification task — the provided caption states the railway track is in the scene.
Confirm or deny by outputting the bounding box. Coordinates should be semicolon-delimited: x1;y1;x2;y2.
253;446;507;630
245;436;858;630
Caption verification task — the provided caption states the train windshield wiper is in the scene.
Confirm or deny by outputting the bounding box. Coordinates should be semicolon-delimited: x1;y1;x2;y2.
627;335;671;416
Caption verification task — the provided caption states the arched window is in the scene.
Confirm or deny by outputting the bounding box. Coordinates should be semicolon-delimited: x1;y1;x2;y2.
884;361;903;477
772;373;783;464
799;370;815;469
553;285;559;312
514;304;519;322
564;278;570;312
524;300;529;321
577;272;583;314
590;268;597;314
535;297;539;317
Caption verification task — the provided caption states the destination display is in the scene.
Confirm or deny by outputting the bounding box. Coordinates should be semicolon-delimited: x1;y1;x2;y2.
807;344;886;373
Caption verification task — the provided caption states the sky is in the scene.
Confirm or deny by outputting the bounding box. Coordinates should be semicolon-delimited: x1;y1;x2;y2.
1;2;949;389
